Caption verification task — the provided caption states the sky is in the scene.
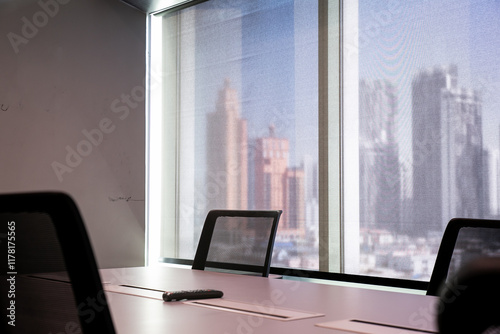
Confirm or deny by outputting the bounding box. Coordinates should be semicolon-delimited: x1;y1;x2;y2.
358;0;500;155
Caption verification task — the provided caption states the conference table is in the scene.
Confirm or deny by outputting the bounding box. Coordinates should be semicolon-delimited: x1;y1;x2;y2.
101;266;439;334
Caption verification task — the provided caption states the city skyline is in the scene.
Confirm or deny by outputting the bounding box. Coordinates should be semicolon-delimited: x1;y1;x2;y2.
360;64;489;235
200;57;500;273
174;0;319;264
206;80;312;248
172;0;500;276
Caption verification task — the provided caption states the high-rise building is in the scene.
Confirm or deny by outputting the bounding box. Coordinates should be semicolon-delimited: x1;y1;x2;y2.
254;125;305;240
359;79;401;232
302;155;319;245
483;147;498;217
284;168;305;233
206;79;248;210
441;87;483;220
412;65;483;233
254;125;288;210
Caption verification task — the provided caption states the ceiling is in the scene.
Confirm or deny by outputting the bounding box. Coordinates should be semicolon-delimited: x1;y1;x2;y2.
120;0;207;14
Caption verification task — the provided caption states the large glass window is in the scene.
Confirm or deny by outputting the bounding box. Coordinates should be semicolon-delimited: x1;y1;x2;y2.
148;0;500;283
348;0;500;280
148;0;321;269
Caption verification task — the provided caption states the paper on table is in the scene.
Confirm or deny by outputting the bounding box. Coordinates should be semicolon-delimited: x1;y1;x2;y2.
185;298;324;321
315;319;438;334
103;284;164;300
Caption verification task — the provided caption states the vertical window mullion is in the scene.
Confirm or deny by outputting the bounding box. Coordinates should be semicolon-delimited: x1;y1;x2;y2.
341;0;360;274
319;0;343;273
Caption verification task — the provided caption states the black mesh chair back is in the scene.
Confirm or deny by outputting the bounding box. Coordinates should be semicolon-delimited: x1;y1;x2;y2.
192;210;282;277
426;218;500;296
0;192;115;334
437;256;500;334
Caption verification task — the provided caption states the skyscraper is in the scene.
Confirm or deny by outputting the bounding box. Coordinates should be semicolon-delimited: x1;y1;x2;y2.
206;79;248;210
254;125;288;210
254;125;305;240
284;168;305;233
441;87;483;220
412;65;483;233
359;79;401;232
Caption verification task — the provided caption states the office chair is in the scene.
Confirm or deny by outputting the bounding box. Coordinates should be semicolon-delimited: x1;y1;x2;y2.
437;256;500;334
0;192;115;334
426;218;500;296
192;209;282;277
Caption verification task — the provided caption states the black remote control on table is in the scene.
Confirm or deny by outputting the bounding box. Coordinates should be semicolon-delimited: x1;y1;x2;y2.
162;289;223;302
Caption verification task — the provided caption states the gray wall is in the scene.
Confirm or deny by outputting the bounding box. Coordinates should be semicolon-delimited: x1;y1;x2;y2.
0;0;146;268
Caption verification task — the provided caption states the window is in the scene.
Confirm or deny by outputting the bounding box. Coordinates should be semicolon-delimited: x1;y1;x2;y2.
148;0;322;268
147;0;500;284
347;0;500;280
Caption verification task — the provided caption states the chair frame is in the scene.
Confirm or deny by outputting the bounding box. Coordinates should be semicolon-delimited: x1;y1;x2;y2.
0;192;115;333
426;217;500;296
192;209;282;277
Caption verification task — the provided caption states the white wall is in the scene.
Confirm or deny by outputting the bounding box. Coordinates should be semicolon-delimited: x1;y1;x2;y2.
0;0;146;268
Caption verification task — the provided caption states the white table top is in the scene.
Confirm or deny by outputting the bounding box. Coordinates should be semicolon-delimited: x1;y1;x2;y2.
100;266;439;334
